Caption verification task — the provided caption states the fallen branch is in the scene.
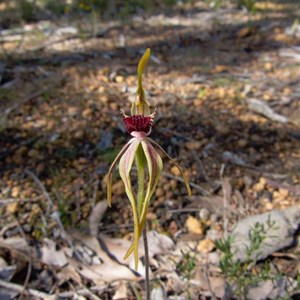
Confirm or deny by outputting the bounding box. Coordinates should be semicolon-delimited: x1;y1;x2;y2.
246;98;288;123
4;88;50;117
0;279;55;300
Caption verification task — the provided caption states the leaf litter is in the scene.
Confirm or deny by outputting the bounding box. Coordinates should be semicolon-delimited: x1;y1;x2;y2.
1;0;300;299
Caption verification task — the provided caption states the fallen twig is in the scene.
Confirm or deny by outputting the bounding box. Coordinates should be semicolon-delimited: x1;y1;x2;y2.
4;88;51;117
0;196;42;207
246;98;288;123
220;164;229;239
0;279;55;300
25;169;54;213
11;214;33;298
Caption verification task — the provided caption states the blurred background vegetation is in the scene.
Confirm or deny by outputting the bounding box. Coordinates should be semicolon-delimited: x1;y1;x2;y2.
0;0;257;29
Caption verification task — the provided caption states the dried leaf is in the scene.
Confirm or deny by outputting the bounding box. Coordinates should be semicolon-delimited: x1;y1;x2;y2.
41;239;68;268
89;200;108;236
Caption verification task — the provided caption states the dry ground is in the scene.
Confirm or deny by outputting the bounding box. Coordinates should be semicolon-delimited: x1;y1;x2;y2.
0;1;300;299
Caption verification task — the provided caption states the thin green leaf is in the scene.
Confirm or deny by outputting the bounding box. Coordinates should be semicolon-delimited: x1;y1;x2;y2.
107;139;135;207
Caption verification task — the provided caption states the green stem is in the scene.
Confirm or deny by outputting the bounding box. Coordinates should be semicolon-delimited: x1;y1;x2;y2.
136;144;150;299
136;145;146;217
143;226;150;300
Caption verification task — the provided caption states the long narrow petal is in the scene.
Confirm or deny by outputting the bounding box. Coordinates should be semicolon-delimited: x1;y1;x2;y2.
124;140;163;259
148;138;192;197
119;139;141;270
107;138;135;207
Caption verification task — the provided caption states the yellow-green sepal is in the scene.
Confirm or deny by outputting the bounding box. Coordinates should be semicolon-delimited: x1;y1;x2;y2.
124;138;163;259
131;48;151;116
119;139;141;270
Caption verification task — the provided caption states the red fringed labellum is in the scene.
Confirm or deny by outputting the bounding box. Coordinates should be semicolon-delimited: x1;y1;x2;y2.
123;115;153;134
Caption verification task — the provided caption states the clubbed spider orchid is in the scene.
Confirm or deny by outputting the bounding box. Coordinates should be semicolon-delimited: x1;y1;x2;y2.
107;48;191;270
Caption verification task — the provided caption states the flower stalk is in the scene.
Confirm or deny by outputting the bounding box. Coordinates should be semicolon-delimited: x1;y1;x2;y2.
107;48;191;272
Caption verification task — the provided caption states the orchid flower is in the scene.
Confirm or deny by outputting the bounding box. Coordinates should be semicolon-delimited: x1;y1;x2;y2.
107;48;191;270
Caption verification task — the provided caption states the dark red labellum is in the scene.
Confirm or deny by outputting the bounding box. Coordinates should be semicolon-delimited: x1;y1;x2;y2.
123;115;153;134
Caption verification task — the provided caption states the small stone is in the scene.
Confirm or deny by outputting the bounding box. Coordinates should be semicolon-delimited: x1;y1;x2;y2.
146;212;156;221
238;26;252;38
36;163;45;173
253;177;267;192
278;188;289;198
30;204;41;216
259;177;267;185
82;108;92;118
6;202;19;214
199;208;210;222
206;229;223;240
78;157;88;164
251;134;261;142
74;130;84;139
237;139;248;148
11;186;20;198
170;166;181;177
253;183;264;192
168;220;178;235
210;213;218;223
115;75;124;83
265;202;273;210
185;140;202;150
212;65;227;73
155;187;164;197
208;252;220;265
99;95;109;103
215;124;230;135
264;62;273;71
197;238;215;253
186;215;203;235
193;99;202;107
28;149;39;158
67;106;78;116
110;103;118;111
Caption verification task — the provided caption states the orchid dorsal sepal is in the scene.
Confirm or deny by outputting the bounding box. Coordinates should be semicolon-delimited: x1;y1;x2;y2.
131;48;151;116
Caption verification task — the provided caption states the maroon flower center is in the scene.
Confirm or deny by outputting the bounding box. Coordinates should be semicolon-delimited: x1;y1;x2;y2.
123;115;153;134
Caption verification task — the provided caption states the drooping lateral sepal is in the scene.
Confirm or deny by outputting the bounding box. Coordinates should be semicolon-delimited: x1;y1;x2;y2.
139;139;163;231
124;138;163;259
107;138;135;207
118;139;141;270
148;138;192;197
